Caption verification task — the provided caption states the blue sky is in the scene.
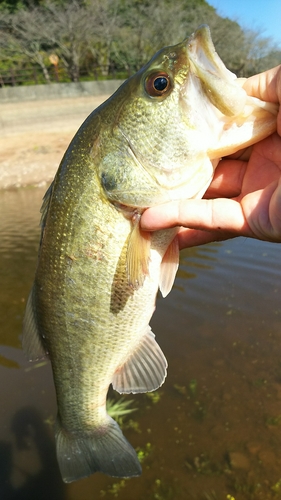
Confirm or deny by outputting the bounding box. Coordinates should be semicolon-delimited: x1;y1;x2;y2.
208;0;281;49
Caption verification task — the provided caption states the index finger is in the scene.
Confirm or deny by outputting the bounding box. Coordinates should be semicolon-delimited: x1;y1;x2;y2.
243;65;281;103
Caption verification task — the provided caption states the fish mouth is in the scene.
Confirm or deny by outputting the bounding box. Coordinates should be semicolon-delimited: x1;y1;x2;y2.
185;25;247;117
187;25;233;83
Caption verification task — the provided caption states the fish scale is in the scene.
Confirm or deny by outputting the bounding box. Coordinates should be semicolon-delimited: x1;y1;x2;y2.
22;24;278;482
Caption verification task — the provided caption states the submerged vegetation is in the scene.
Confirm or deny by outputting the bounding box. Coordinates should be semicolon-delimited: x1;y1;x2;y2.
106;396;138;424
0;0;280;86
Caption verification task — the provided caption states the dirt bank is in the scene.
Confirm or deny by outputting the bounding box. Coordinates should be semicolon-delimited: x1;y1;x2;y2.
0;95;109;189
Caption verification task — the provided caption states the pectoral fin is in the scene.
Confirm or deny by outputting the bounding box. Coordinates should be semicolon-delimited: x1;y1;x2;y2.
22;286;48;361
159;237;179;298
112;327;167;394
126;214;151;289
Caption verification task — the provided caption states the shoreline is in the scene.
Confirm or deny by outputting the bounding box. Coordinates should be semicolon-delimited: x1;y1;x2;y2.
0;94;109;190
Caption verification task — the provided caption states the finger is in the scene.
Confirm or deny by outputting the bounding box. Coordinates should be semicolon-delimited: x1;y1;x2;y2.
243;65;281;136
204;159;246;198
225;146;252;162
270;179;281;240
242;180;281;242
141;198;252;236
243;65;281;104
177;228;235;250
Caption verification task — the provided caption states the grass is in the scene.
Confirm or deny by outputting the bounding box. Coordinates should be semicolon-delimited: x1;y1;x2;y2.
106;396;138;425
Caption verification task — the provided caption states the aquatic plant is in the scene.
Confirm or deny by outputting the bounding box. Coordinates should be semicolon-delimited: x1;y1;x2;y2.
185;453;222;476
173;379;198;398
152;478;179;500
106;396;138;425
100;479;127;497
122;418;141;433
107;479;126;497
265;414;281;427
173;383;187;396
231;478;261;497
271;478;281;493
189;378;197;396
145;390;162;404
253;377;268;388
43;414;55;426
136;442;153;463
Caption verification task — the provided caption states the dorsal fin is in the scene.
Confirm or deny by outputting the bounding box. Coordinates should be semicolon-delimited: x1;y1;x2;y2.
22;287;48;361
40;181;54;230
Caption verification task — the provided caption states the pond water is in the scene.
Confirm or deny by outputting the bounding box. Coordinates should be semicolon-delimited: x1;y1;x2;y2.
0;186;281;500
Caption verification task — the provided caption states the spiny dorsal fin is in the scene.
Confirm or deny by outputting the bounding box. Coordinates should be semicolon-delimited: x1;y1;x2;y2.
22;287;48;361
159;237;179;298
40;181;54;230
126;213;151;289
112;327;167;394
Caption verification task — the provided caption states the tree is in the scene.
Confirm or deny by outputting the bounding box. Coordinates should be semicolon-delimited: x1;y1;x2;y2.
242;29;281;76
40;1;92;82
0;6;52;83
86;0;122;77
0;0;278;85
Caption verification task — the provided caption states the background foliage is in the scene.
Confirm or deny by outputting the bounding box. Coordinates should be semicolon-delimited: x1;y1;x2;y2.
0;0;280;86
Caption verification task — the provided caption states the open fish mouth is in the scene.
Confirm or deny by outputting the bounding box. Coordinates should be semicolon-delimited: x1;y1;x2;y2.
185;24;247;117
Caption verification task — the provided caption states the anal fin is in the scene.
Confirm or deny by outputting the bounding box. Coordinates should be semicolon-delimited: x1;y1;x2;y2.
112;327;167;394
159;237;179;298
22;286;48;361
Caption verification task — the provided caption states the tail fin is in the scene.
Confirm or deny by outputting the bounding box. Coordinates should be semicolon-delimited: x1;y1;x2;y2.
55;416;142;483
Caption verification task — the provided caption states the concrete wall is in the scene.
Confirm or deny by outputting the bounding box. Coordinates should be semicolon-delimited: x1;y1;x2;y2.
0;80;124;103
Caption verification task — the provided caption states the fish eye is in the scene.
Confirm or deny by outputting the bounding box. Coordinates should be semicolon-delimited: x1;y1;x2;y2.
145;72;172;97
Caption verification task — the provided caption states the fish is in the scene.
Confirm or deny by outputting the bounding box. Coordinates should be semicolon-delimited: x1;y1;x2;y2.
22;25;278;483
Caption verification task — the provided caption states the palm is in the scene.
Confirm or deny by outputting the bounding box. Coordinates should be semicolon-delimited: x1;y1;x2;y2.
175;134;281;247
219;133;281;241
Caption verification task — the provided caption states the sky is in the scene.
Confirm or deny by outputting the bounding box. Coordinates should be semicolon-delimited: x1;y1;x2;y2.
208;0;281;49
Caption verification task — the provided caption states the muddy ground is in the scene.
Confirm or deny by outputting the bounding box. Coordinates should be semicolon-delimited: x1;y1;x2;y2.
0;95;109;189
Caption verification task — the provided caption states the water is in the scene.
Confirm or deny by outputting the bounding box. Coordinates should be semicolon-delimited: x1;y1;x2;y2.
0;186;281;500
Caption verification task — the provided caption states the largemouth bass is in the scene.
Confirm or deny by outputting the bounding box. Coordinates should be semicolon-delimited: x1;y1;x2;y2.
23;25;278;482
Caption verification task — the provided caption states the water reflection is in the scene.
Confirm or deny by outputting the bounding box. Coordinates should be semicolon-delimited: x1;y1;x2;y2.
0;407;65;500
0;188;42;352
1;186;281;499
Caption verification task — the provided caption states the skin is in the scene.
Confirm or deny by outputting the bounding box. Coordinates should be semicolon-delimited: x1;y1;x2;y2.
141;65;281;249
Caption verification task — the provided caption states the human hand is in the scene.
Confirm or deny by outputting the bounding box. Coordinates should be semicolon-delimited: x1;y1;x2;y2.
141;65;281;249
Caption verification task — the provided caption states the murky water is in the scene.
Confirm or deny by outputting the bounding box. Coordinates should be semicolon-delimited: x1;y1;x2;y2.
1;186;281;500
